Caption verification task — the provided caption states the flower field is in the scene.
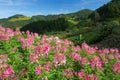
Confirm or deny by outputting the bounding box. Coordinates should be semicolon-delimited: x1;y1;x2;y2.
0;26;120;80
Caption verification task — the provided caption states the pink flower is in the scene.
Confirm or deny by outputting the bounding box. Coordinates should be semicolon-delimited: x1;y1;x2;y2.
40;35;47;43
4;68;13;75
35;65;43;75
81;43;96;54
114;48;119;53
2;64;14;79
90;56;103;70
81;42;90;50
115;53;120;59
19;34;34;49
78;70;85;78
0;34;10;41
44;62;53;71
85;75;90;80
72;46;80;51
43;44;51;56
63;69;73;77
30;53;39;63
113;61;120;74
81;57;89;65
64;39;73;46
53;53;66;66
108;54;114;59
85;74;98;80
71;53;82;61
110;48;119;53
102;58;108;63
0;54;8;63
34;44;51;58
34;33;39;38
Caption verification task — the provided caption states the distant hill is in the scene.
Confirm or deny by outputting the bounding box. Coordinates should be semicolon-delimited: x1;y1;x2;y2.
8;14;30;22
0;14;30;28
65;9;93;21
0;9;93;28
8;14;26;19
29;9;93;23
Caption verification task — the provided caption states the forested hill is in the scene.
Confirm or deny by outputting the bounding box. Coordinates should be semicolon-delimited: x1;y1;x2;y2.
96;0;120;21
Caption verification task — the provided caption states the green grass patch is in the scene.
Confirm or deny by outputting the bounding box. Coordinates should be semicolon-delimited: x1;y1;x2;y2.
9;17;31;22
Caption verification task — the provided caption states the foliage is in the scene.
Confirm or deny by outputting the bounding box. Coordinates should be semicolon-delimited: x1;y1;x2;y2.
97;0;120;21
21;18;69;34
89;11;100;26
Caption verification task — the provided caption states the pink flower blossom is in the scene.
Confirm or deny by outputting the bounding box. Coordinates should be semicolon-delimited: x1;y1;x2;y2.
81;42;96;54
102;48;109;54
81;57;89;65
30;53;39;63
85;74;98;80
44;62;53;71
90;56;103;70
85;75;90;80
35;65;44;75
115;53;120;59
2;64;14;79
53;53;66;66
4;68;13;75
113;61;120;74
108;54;114;59
110;48;119;53
63;69;73;77
0;54;8;63
71;53;82;61
72;46;80;52
78;70;85;78
34;44;51;58
81;42;90;50
43;44;51;56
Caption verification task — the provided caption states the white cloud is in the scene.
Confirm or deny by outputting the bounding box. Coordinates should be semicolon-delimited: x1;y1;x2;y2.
0;0;13;5
0;0;35;6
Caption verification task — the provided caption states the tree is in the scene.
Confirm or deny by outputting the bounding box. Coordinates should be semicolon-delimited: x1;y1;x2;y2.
89;11;100;26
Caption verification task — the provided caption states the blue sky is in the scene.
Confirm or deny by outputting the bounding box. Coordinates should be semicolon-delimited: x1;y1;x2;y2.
0;0;110;18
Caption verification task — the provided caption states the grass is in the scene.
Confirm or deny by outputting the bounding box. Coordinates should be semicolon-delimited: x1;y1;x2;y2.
9;16;31;22
67;19;78;25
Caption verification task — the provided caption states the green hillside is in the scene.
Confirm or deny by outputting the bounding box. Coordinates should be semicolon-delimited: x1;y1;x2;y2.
97;0;120;21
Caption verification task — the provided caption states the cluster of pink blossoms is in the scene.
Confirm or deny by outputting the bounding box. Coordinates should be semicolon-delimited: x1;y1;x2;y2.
71;52;82;61
0;26;14;41
63;69;98;80
18;30;38;49
113;61;120;74
53;53;66;66
90;56;103;70
0;54;17;80
35;62;53;75
81;42;97;54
